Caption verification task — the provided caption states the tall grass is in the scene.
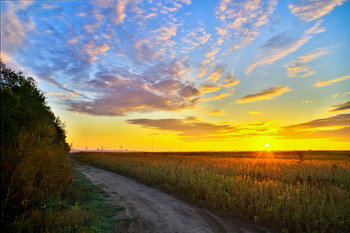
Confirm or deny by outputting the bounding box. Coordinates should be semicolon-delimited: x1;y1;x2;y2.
75;151;350;233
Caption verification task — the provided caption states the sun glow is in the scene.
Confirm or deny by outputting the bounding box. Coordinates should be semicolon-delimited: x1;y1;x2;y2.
265;143;270;148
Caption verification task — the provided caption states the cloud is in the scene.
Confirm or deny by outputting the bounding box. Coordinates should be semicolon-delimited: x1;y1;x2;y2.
314;75;350;87
114;0;130;25
304;19;326;35
287;46;332;77
222;70;240;88
249;111;261;115
246;20;325;74
332;92;350;98
236;86;291;103
206;109;227;115
1;0;204;117
199;83;221;93
295;46;332;63
0;52;12;62
67;62;200;116
202;93;232;101
182;26;211;51
127;113;350;142
207;67;224;83
215;0;278;49
281;114;350;141
126;117;234;139
289;0;346;22
154;25;178;41
1;1;34;53
82;41;110;62
201;47;220;66
285;114;350;130
328;101;350;112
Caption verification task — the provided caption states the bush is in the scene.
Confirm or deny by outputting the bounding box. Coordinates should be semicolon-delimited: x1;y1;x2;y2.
1;61;72;232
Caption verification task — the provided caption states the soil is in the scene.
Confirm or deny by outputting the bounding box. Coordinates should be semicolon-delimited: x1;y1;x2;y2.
80;165;264;233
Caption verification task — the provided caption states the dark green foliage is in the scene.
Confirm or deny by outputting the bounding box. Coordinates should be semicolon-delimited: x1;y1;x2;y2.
1;61;72;232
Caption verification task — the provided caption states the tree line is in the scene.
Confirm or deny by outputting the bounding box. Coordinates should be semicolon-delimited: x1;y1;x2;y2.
1;61;72;232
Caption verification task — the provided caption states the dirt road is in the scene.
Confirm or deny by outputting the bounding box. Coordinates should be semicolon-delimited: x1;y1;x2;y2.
81;165;262;233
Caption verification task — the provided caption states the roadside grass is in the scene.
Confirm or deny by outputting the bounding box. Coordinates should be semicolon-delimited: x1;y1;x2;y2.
65;170;121;233
74;151;350;233
15;170;121;233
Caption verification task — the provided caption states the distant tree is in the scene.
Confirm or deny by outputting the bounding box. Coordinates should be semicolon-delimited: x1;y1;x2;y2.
1;61;71;232
294;150;306;164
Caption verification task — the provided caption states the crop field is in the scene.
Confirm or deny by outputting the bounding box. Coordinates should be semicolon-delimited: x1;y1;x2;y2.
74;151;350;233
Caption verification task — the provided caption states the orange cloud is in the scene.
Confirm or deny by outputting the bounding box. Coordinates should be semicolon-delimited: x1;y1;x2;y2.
328;101;350;113
289;0;346;22
287;46;331;77
249;111;261;115
199;83;221;93
314;75;350;87
202;93;232;101
236;86;291;103
207;67;224;83
206;109;227;116
281;114;350;141
222;70;240;88
126;117;234;139
114;0;130;25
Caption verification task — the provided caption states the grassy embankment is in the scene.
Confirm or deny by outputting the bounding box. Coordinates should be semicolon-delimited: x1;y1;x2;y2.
75;151;350;233
64;170;121;233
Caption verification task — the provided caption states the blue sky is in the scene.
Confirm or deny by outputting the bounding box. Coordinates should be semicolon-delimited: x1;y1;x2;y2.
2;0;350;151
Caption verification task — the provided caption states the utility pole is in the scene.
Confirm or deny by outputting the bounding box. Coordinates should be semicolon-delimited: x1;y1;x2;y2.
152;138;154;152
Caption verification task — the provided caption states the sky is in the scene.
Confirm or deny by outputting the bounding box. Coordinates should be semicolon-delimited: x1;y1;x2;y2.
1;0;350;151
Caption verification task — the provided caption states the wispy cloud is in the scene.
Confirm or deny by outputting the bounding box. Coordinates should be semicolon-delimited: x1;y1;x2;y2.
126;117;234;139
202;93;232;102
246;20;325;74
199;83;221;93
207;67;224;83
206;109;227;116
249;111;261;115
127;113;350;142
281;113;350;141
287;46;332;77
332;92;350;98
289;0;346;22
236;86;291;103
328;101;350;112
127;117;277;141
114;0;130;25
222;70;240;88
314;75;350;87
1;1;34;54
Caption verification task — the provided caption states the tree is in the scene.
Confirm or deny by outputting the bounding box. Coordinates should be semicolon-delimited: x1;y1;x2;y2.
1;61;72;232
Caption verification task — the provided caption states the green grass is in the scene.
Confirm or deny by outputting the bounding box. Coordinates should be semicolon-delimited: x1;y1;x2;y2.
65;170;122;233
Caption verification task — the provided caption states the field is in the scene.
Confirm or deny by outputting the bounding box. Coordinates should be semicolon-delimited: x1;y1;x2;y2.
74;151;350;233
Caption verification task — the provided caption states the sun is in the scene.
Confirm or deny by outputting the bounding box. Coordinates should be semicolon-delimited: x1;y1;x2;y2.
265;143;270;148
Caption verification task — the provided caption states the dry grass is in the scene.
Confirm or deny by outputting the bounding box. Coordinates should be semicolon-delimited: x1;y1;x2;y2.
75;151;350;233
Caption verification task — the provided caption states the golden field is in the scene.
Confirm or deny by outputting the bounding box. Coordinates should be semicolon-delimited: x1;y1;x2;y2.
74;151;350;233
